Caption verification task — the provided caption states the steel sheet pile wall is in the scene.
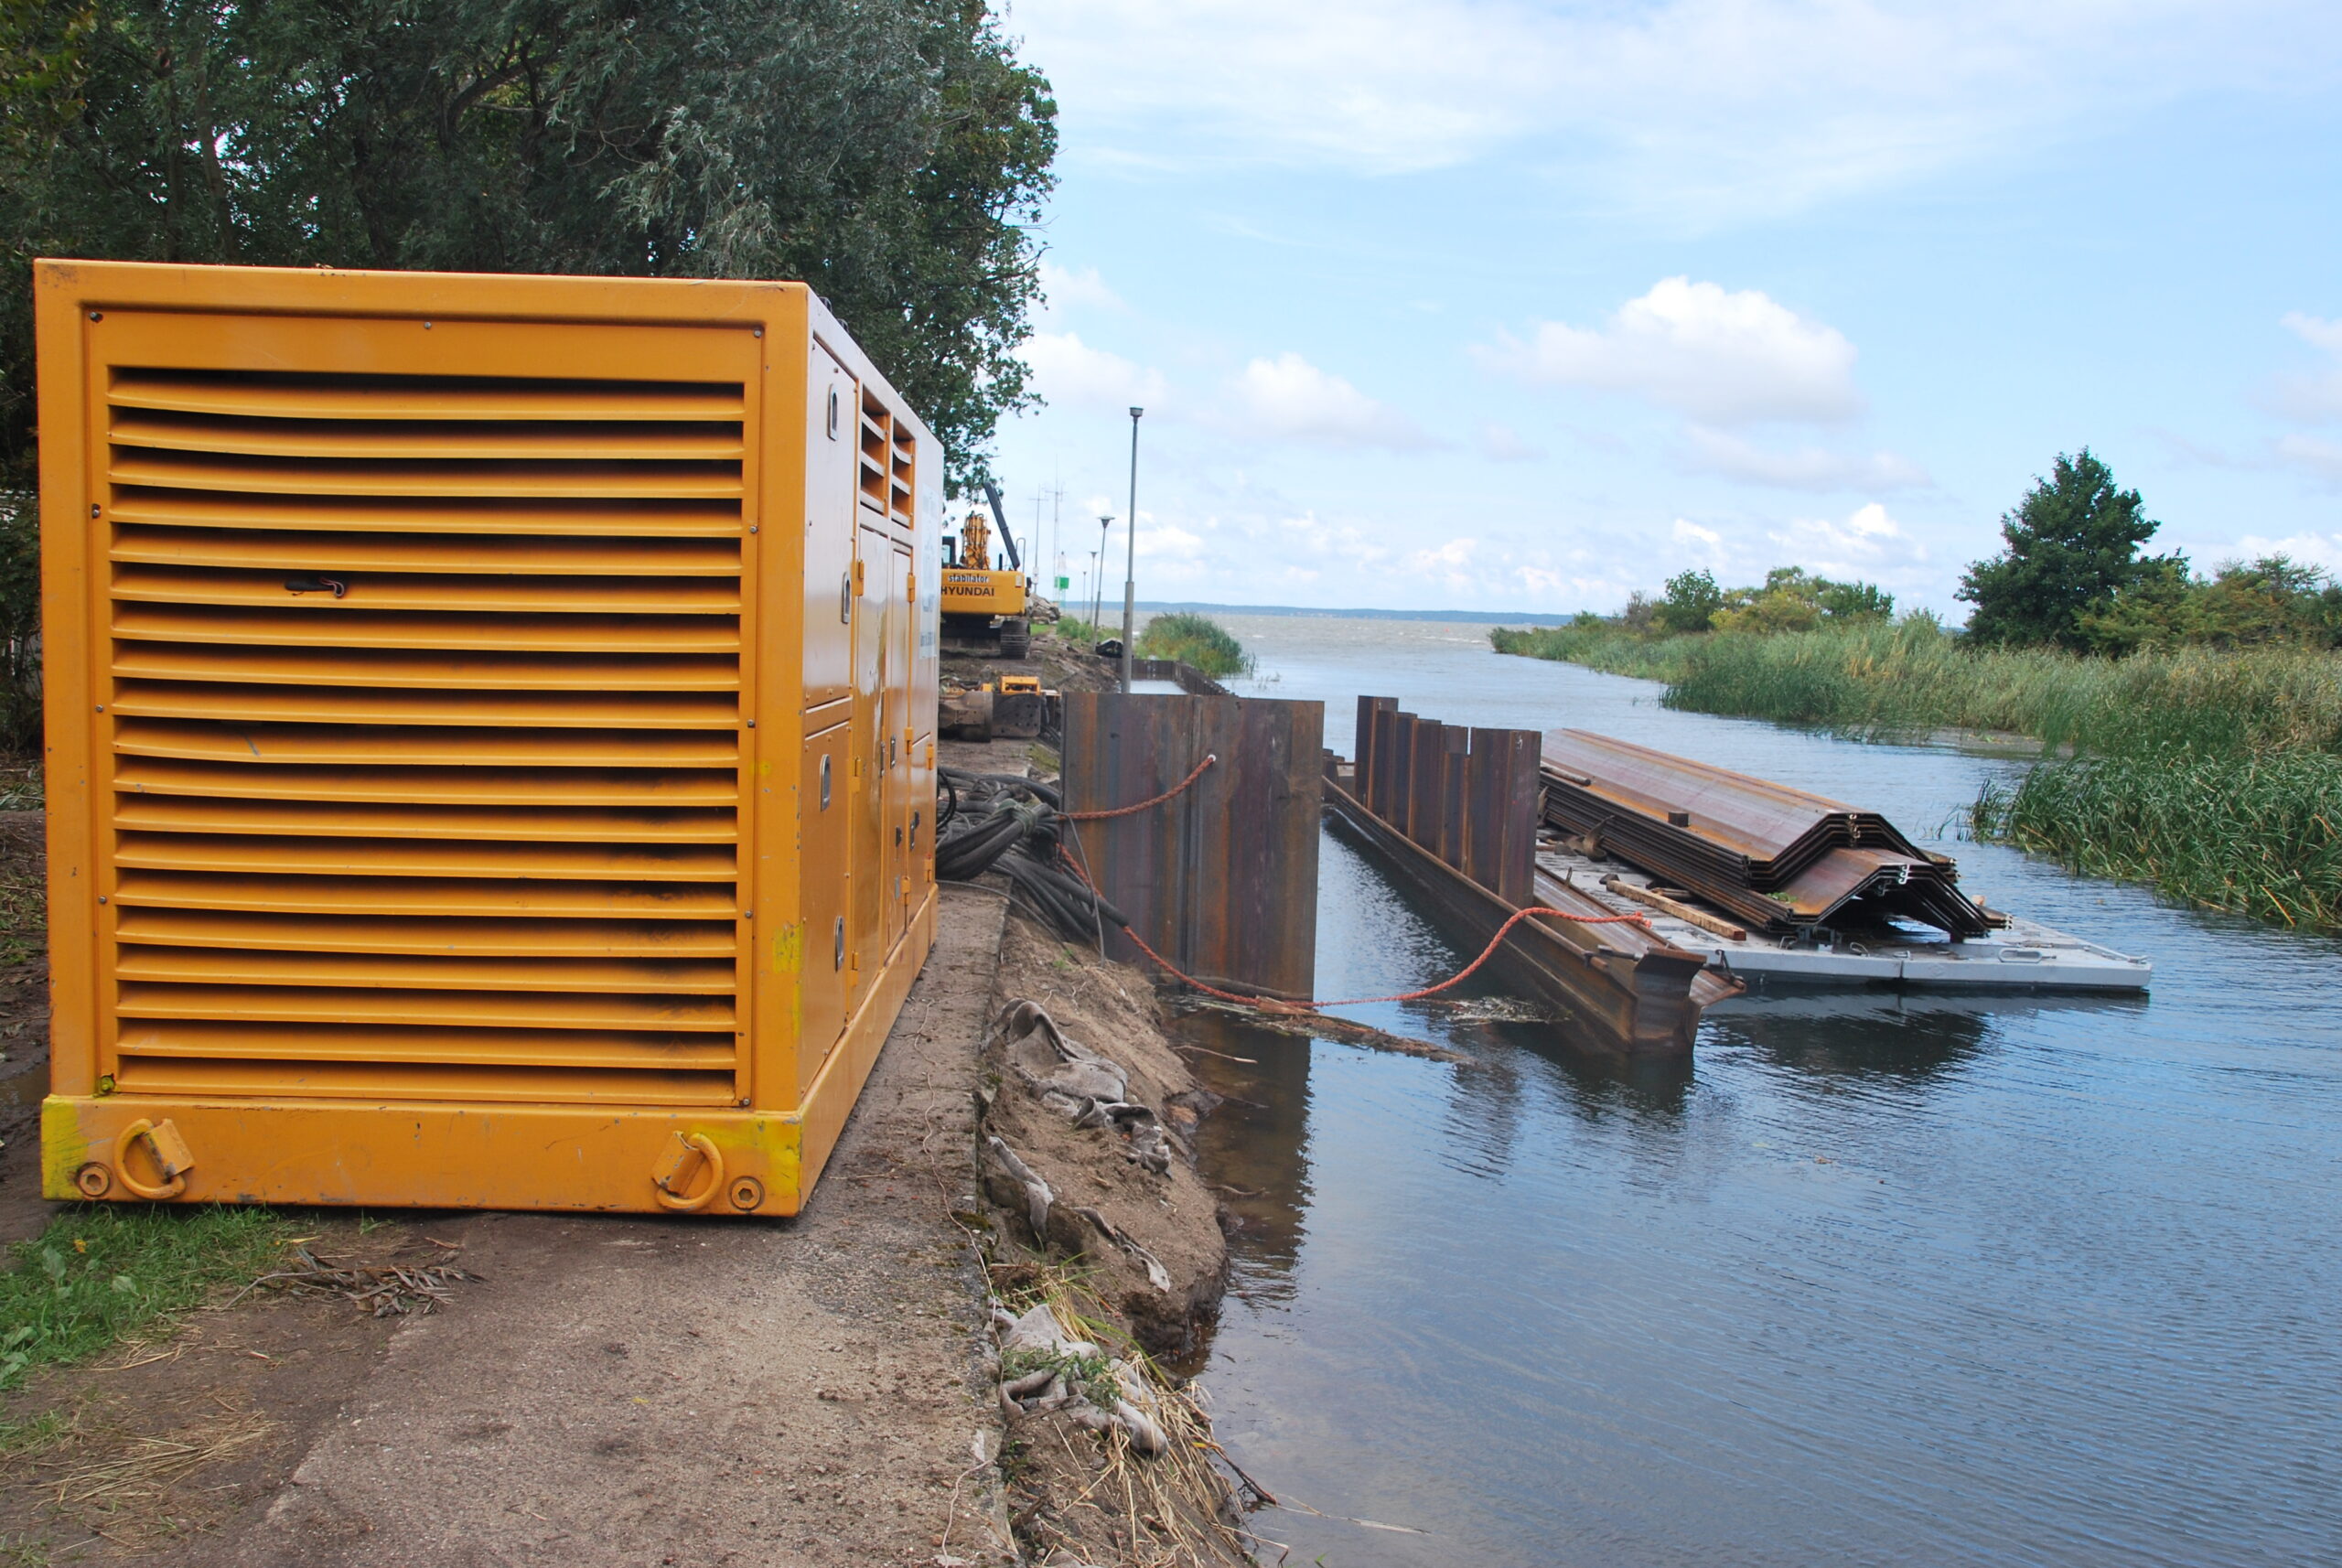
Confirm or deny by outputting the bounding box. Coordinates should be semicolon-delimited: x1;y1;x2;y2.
1350;696;1539;904
1326;697;1734;1055
1539;730;1993;939
1061;693;1320;1001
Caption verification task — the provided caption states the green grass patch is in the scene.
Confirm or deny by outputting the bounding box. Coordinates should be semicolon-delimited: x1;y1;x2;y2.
1050;615;1107;648
0;1206;290;1388
0;859;39;968
1135;612;1254;678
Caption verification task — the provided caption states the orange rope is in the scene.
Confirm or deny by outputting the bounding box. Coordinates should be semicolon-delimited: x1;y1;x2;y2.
1060;754;1217;820
1048;751;1651;1014
1055;843;1650;1014
1123;902;1652;1012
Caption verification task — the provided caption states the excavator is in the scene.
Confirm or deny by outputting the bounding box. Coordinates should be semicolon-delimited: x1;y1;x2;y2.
940;479;1032;658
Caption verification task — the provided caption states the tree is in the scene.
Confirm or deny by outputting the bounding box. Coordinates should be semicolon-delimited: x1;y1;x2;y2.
1958;450;2172;650
1656;568;1724;633
0;0;1058;492
1704;566;1893;635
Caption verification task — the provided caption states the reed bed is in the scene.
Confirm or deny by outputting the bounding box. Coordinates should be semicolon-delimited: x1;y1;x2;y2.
1974;749;2342;930
1494;619;2342;931
1135;613;1255;679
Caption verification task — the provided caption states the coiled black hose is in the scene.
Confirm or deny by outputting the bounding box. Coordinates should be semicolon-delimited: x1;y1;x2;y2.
933;773;1117;943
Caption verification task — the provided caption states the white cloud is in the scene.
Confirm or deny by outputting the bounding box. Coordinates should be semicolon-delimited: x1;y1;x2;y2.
1481;278;1861;425
1671;518;1724;552
1682;426;1928;490
1134;519;1207;561
1478;423;1545;463
2229;531;2342;574
2270;312;2342;423
1037;263;1124;320
1766;502;1929;582
1402;537;1481;591
1007;0;2341;219
1224;352;1434;451
1016;331;1167;410
2283;311;2342;355
2275;433;2342;487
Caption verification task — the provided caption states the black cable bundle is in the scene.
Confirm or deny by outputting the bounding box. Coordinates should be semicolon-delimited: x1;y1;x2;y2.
933;768;1124;943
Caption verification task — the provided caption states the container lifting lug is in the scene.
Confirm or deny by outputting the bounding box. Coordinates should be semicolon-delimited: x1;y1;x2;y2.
651;1132;725;1212
113;1117;194;1200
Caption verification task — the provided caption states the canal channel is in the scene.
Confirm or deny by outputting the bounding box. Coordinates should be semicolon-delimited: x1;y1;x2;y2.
1173;613;2342;1567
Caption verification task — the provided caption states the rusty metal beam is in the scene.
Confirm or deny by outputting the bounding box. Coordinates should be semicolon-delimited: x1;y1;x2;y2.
1409;718;1445;850
1433;735;1452;879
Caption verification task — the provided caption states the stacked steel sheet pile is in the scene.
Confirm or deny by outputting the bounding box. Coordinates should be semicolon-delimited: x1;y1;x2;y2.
1540;731;1995;940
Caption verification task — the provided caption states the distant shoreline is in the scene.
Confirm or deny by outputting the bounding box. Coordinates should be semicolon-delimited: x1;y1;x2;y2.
1128;601;1574;626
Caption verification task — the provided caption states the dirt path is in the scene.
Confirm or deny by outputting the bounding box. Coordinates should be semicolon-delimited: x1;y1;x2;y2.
0;810;1026;1565
180;880;1017;1568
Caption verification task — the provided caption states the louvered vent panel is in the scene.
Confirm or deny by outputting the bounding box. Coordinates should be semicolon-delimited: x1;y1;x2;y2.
102;368;747;1107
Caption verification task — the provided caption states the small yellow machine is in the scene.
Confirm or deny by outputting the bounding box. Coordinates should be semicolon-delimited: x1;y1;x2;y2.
940;479;1030;658
33;259;940;1216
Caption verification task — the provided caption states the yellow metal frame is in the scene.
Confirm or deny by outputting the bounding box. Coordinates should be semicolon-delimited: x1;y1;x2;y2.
34;261;940;1216
940;567;1026;618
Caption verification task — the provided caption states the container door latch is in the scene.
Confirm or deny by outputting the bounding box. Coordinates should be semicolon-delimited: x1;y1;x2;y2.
113;1117;194;1200
650;1132;725;1212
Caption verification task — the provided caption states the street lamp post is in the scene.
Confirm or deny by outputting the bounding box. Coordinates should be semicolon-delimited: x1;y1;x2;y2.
1092;517;1112;636
1120;407;1143;694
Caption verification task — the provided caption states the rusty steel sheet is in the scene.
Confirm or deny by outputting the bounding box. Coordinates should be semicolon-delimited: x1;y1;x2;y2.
1354;696;1391;812
1409;718;1445;851
1349;701;1539;905
1386;715;1405;842
1542;729;1926;881
1126;658;1230;696
1439;725;1469;869
1062;692;1322;1001
1324;778;1735;1056
1540;729;1991;939
1370;703;1402;820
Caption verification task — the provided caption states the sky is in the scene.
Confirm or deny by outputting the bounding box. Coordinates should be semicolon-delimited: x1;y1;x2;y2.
979;0;2342;619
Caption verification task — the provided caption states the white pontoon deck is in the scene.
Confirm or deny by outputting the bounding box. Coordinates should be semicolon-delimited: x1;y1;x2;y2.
1536;843;2153;993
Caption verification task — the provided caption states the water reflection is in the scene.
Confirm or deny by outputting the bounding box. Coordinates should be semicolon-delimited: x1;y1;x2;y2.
1167;616;2342;1568
1712;990;2150;1082
1181;1011;1313;1304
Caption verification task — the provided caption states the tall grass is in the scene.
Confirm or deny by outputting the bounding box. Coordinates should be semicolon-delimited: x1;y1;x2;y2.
1495;618;2342;931
1654;621;2342;755
1974;750;2342;929
1135;612;1254;679
1489;623;1695;682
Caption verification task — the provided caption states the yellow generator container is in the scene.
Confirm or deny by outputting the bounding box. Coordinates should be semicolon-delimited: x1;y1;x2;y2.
32;260;941;1216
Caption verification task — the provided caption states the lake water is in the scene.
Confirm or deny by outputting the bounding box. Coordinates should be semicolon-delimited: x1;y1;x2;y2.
1174;614;2342;1567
